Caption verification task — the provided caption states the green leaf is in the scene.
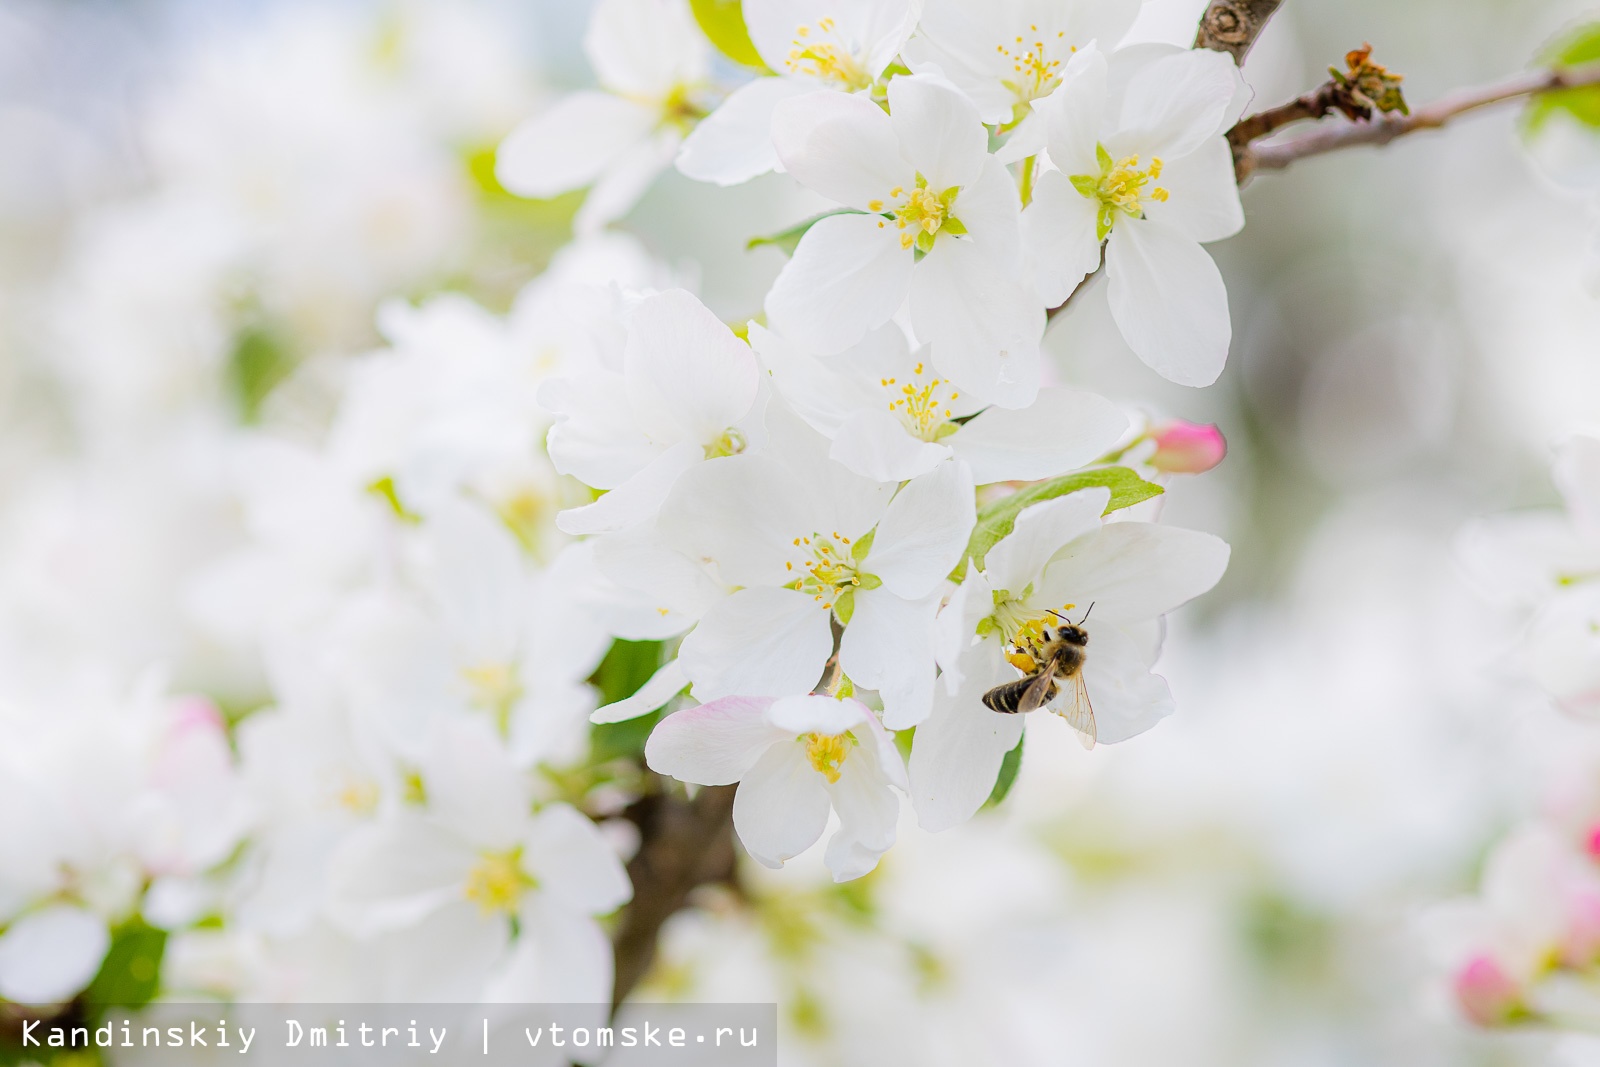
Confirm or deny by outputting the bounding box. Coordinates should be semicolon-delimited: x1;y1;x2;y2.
982;731;1024;809
588;639;671;763
1527;22;1600;133
689;0;771;71
227;324;294;424
83;917;166;1009
953;467;1164;581
748;209;865;256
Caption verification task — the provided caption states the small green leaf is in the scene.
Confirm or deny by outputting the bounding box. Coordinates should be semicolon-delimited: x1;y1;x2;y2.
857;572;882;590
689;0;771;71
850;528;876;561
227;324;295;423
833;588;856;626
1527;23;1600;133
1095;142;1113;172
588;639;671;763
1069;173;1099;198
982;731;1025;809
941;216;968;236
747;209;865;256
367;475;421;524
84;917;167;1009
952;467;1164;581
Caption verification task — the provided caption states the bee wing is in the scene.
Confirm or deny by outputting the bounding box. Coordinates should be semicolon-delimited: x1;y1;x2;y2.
1015;661;1059;714
1047;671;1097;750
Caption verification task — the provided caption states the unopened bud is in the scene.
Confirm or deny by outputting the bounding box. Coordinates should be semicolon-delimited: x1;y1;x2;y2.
1452;954;1523;1026
1148;421;1227;474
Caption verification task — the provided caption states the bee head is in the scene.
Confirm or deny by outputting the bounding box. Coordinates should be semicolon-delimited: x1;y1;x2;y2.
1057;624;1088;646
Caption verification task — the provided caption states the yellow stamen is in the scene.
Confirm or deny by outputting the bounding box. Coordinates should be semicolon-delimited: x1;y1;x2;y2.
803;732;852;783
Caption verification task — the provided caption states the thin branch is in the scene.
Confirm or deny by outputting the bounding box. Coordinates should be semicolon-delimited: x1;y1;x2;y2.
1247;62;1600;173
1194;0;1285;63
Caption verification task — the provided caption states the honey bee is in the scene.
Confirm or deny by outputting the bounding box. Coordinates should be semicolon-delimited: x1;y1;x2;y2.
981;606;1096;749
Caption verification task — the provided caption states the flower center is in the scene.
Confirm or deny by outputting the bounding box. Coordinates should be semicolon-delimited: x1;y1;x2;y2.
880;361;961;441
703;427;748;459
464;848;534;917
786;531;863;610
462;662;522;734
658;83;708;132
786;18;872;91
802;731;854;783
986;596;1078;649
869;176;965;252
1070;145;1168;241
334;776;380;815
996;26;1070;103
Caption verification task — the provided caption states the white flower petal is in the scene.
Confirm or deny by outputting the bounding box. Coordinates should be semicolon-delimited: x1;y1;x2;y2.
426;499;525;664
912;237;1043;408
733;742;833;868
496;92;656;198
908;649;1023;832
1039;521;1231;624
823;753;900;880
981;487;1110;597
491;897;614;1005
327;815;477;933
887;74;989;190
679;587;835;699
829;406;952;482
1143;135;1243;243
1036;44;1108;178
0;905;109;1005
376;902;506;1001
522;804;632;915
1116;48;1242;158
951;386;1128;484
625;289;761;444
677;77;809;185
422;718;530;849
1022;171;1104;307
1079;621;1174;744
593;658;690;724
646;695;790;784
839;588;939;729
765;211;914;354
574;129;680;234
772;89;915;208
865;459;976;598
586;0;708;96
950;153;1024;266
658;453;807;586
1105;217;1231;387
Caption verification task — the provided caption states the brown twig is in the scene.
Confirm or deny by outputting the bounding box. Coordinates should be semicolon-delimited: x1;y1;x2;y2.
1245;62;1600;173
1194;0;1285;63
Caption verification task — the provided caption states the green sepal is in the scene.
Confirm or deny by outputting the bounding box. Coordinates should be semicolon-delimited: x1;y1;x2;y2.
850;528;876;561
933;420;962;441
858;572;883;590
1094;142;1113;172
941;216;968;236
1069;173;1100;198
833;589;856;626
1096;204;1115;242
914;229;936;253
688;0;771;71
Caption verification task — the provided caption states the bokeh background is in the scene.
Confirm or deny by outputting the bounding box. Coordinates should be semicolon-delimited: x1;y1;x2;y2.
4;0;1600;1063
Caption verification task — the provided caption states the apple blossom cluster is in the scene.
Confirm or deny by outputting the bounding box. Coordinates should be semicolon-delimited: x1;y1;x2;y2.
1433;433;1600;1030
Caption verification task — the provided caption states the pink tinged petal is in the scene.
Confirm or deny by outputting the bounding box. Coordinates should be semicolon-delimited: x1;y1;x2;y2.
490;897;614;1005
839;588;940;729
593;657;689;724
765;693;874;735
830;407;953;482
423;718;531;849
733;742;833;868
496;93;657;198
865;459;976;598
909;649;1024;832
765;211;913;355
1023;171;1104;307
981;487;1111;597
1141;135;1243;243
912;238;1044;409
574;129;681;234
771;89;915;209
1039;521;1230;625
679;588;836;700
1105;217;1231;387
556;440;704;535
1036;44;1109;178
887;74;989;190
645;696;789;785
521;804;632;915
1148;419;1227;473
326;815;478;933
822;754;901;881
586;0;708;96
625;290;760;444
952;387;1129;484
0;905;109;1005
1078;621;1174;744
677;77;810;185
1116;48;1242;158
1454;955;1522;1026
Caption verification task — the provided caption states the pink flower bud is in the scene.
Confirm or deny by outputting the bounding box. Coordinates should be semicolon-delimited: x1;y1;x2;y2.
1584;822;1600;860
1148;420;1227;474
1453;954;1522;1026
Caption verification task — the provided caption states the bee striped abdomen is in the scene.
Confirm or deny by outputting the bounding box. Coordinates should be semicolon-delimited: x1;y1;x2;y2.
982;675;1057;714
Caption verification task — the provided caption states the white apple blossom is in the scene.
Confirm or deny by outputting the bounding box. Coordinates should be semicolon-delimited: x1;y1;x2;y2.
497;0;710;232
902;0;1145;158
752;320;1127;482
914;486;1228;829
677;0;924;185
544;288;768;536
659;412;974;728
646;694;906;880
1023;44;1246;385
327;718;630;1002
765;74;1046;406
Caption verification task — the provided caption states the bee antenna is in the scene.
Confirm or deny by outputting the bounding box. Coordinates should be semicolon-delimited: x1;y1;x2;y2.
1077;602;1096;626
1047;608;1070;622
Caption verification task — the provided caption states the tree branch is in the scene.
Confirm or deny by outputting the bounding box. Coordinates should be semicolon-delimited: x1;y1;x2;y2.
1194;0;1285;63
1245;62;1600;173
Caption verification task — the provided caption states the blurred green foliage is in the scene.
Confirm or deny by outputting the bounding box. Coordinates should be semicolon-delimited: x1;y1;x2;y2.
688;0;770;71
588;639;670;764
1526;21;1600;132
